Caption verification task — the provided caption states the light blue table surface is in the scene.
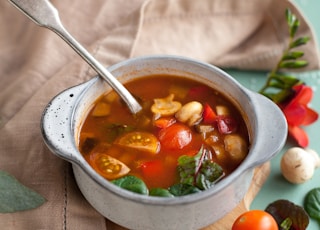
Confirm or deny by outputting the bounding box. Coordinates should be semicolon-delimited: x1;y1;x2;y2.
225;1;320;229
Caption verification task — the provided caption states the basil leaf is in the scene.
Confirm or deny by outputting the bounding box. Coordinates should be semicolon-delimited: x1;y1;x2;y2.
112;175;148;195
177;154;199;185
0;171;46;213
304;187;320;222
168;184;201;196
149;188;174;197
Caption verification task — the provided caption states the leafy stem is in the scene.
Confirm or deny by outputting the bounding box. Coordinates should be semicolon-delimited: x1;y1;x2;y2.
259;8;309;104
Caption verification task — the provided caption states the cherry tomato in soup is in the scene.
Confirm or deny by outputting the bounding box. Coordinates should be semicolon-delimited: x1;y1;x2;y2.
115;131;160;154
232;210;278;230
90;153;130;180
158;123;192;150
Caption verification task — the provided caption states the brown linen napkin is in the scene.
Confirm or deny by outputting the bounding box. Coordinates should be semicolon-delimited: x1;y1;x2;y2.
0;0;319;229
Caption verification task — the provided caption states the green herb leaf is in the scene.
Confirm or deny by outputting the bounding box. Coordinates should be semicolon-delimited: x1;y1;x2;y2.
258;8;309;104
149;188;174;197
177;146;224;190
279;60;308;69
279;74;302;87
285;8;296;28
168;183;201;196
280;217;293;230
177;154;199;186
112;175;148;195
0;171;46;213
304;187;320;222
290;18;300;38
282;51;304;60
290;36;310;48
195;160;224;190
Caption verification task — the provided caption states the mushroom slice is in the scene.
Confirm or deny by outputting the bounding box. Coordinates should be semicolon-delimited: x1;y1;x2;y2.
151;94;182;116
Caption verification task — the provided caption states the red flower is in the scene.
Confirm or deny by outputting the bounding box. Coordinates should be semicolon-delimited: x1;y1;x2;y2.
280;84;318;147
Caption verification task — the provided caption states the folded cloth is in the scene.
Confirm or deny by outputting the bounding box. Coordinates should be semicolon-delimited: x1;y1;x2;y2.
0;0;318;229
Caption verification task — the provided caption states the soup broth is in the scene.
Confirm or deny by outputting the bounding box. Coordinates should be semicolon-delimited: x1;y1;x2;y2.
79;75;250;195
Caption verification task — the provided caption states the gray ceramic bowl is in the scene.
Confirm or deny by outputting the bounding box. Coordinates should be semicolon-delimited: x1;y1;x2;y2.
41;55;287;230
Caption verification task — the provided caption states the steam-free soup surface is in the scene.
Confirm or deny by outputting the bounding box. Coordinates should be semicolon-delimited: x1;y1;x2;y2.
79;75;249;195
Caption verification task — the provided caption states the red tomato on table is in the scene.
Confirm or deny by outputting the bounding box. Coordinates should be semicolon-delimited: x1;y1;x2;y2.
232;210;278;230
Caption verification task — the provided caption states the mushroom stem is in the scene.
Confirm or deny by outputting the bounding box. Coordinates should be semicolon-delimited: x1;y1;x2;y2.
305;148;320;168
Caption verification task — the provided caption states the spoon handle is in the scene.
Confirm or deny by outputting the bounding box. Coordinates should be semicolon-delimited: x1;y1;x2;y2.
8;0;142;114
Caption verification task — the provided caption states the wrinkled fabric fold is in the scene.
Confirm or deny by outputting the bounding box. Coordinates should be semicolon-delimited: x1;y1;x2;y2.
0;0;318;229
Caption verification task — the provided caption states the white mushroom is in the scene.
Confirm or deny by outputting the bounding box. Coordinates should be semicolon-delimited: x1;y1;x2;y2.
224;134;248;164
280;147;320;184
175;101;203;126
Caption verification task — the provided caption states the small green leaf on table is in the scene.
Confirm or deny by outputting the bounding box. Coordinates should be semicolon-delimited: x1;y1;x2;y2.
304;187;320;222
0;170;46;213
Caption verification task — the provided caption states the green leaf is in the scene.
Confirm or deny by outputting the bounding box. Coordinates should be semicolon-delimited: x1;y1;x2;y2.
177;155;198;186
177;146;224;190
278;74;302;87
279;60;308;69
269;74;301;89
280;217;293;230
290;18;300;38
285;8;295;27
168;183;201;196
304;187;320;221
195;161;224;190
290;36;310;48
0;171;46;213
281;51;304;60
112;175;148;195
149;188;174;197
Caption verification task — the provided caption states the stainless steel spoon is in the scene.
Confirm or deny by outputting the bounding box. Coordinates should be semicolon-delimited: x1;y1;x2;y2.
8;0;142;114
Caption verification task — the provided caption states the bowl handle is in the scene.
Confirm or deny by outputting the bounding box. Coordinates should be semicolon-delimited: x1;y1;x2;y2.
41;79;94;164
244;91;288;169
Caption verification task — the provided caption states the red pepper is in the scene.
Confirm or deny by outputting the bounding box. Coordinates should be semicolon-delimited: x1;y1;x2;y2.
202;103;216;124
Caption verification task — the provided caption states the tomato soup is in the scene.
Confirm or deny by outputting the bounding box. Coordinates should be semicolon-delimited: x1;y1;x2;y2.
79;75;249;195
